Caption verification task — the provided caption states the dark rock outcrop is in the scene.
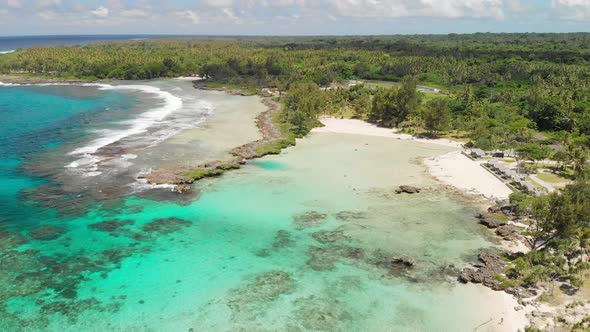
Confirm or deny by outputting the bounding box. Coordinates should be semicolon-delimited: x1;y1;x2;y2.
476;213;506;229
395;185;421;194
391;256;416;267
369;251;416;269
505;286;537;299
496;224;521;241
459;249;506;290
487;200;514;215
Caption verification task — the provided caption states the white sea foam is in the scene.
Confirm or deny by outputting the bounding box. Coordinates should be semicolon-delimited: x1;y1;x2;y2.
0;50;15;55
67;83;217;178
128;178;177;193
0;82;21;86
128;168;177;193
61;83;194;177
3;80;214;178
69;84;183;156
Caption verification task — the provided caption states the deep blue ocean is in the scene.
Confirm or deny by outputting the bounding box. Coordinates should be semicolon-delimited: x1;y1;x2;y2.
0;35;185;52
0;85;137;226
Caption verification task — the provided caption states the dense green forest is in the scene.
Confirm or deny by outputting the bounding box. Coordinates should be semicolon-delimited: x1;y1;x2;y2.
1;34;590;137
1;35;590;298
1;34;589;169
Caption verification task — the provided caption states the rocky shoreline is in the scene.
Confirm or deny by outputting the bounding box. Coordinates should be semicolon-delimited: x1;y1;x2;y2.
143;86;285;193
459;199;590;330
0;75;287;195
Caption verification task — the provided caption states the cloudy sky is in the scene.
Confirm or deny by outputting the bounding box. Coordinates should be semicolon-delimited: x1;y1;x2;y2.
1;0;589;36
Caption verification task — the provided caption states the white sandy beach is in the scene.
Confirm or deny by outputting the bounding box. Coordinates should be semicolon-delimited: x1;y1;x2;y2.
461;284;530;332
424;151;514;200
314;117;463;148
313;117;513;200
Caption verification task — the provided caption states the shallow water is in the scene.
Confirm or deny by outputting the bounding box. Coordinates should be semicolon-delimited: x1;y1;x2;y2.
0;82;511;331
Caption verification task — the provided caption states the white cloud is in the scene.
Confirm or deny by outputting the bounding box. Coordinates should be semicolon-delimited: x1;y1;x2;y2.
259;0;307;7
222;7;241;22
203;0;234;8
36;0;61;7
174;10;200;24
327;0;505;19
551;0;590;20
120;8;150;18
552;0;590;5
91;6;109;18
6;0;22;8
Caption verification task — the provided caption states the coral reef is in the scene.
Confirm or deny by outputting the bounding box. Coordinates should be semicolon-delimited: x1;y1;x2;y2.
227;271;295;319
292;211;327;229
142;217;192;234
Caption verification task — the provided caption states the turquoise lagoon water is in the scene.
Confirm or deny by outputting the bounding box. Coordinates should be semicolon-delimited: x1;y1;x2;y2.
0;84;510;331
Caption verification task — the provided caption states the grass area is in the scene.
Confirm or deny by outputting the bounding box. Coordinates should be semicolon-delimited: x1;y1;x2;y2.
400;127;470;143
363;79;447;93
537;172;570;184
181;168;225;181
204;82;259;95
535;278;590;307
529;176;548;190
493;274;521;289
217;163;242;171
364;80;401;89
420;91;447;103
439;130;471;143
331;106;356;119
254;111;297;157
180;163;241;181
492;213;511;222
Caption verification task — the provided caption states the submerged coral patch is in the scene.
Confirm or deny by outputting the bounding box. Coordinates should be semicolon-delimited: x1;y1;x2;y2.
141;217;192;234
88;219;136;238
306;245;365;271
271;230;293;249
29;225;66;241
311;229;350;244
0;226;28;251
292;211;327;229
40;297;120;322
255;230;294;257
227;271;295;319
291;295;353;331
89;220;135;233
333;211;368;222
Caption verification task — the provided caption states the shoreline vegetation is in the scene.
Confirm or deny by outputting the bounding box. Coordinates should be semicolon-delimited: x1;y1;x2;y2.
2;34;590;331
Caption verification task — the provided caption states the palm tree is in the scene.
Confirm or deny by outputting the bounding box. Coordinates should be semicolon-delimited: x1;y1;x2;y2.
562;134;589;179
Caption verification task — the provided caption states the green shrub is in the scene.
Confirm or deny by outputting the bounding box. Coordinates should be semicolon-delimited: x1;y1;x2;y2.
181;168;225;180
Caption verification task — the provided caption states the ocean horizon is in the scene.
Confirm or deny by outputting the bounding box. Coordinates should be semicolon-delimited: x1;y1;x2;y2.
0;35;191;52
